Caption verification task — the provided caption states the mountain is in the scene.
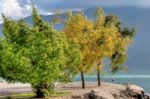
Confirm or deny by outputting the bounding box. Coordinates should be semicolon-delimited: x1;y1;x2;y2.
0;7;150;75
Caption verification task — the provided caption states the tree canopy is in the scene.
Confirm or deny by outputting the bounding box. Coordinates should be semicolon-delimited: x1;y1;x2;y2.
0;7;81;97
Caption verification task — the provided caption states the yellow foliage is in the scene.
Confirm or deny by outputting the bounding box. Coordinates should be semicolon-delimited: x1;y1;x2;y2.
64;9;135;74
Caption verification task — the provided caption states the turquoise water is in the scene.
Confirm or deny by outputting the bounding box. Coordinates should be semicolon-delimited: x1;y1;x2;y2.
1;75;150;93
74;75;150;93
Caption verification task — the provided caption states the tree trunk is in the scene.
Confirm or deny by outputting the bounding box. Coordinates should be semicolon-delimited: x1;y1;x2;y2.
81;72;85;89
33;83;54;98
34;85;45;98
97;72;101;86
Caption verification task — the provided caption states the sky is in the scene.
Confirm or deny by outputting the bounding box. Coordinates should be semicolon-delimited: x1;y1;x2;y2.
0;0;150;23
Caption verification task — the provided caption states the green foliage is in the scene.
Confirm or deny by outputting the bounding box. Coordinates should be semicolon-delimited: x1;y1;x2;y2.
0;93;35;99
121;27;136;38
61;43;82;81
0;6;81;97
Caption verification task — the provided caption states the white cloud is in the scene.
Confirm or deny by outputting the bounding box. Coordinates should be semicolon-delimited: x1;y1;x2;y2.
1;0;150;24
0;18;2;24
0;0;32;23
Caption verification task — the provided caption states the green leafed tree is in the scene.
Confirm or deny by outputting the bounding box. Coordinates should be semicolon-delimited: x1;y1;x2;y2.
0;6;81;98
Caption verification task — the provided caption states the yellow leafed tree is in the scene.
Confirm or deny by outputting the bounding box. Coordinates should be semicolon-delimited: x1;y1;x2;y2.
63;8;136;88
64;11;101;88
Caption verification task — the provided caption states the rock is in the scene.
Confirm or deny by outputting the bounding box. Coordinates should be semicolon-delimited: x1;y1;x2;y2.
88;90;99;99
119;84;148;99
99;96;107;99
84;90;107;99
111;93;119;98
143;93;150;99
84;90;98;99
72;94;83;99
144;95;150;99
126;84;144;95
111;84;147;99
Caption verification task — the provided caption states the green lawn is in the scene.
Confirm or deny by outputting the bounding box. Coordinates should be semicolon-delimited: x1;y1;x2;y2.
0;91;69;99
0;93;35;99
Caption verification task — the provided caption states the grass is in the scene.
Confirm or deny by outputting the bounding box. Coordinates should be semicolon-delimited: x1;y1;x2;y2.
0;91;69;99
49;91;69;97
0;93;35;99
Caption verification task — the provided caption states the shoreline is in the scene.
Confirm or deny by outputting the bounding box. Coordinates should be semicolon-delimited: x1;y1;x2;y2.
1;75;150;92
0;82;32;96
0;81;148;99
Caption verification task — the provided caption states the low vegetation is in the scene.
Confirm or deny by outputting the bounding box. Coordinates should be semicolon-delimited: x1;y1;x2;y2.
0;93;35;99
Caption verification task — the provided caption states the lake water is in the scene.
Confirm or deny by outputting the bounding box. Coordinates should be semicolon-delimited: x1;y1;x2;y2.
74;75;150;93
1;74;150;93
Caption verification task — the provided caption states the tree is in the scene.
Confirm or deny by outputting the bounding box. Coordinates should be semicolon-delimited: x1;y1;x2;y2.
0;7;81;98
94;8;136;86
94;8;118;86
110;27;136;73
64;11;100;88
103;13;136;73
64;8;136;88
94;8;106;86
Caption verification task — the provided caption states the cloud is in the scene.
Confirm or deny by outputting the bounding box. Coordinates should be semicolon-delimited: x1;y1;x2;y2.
30;0;150;10
0;0;150;23
0;1;3;23
2;0;32;19
0;0;32;23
